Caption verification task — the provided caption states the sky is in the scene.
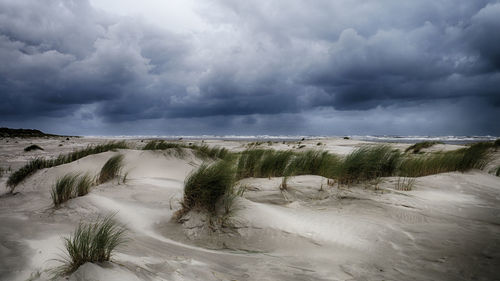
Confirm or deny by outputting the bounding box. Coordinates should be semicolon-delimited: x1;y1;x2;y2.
0;0;499;136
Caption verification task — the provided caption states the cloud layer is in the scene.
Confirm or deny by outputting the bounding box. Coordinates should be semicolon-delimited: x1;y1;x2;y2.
0;0;499;135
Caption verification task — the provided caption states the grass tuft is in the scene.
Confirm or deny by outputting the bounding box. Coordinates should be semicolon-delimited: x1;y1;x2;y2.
405;141;443;153
399;142;493;177
395;177;416;191
286;150;340;178
24;144;44;152
76;174;93;197
98;155;124;184
236;149;267;179
337;145;400;184
51;173;95;207
180;160;235;215
143;140;229;160
7;141;128;191
51;173;79;207
52;215;127;277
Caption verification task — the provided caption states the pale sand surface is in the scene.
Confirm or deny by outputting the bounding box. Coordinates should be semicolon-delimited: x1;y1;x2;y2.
0;137;499;280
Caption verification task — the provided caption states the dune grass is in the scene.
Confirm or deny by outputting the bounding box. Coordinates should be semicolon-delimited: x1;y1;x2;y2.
232;142;494;185
236;149;267;179
236;149;295;179
51;173;95;207
143;140;229;160
180;160;235;216
7;141;128;191
191;144;230;160
98;155;124;184
24;144;44;152
52;215;127;277
75;174;93;197
395;177;416;191
399;142;493;177
405;141;443;154
51;173;79;207
336;145;401;184
143;140;182;150
286;150;340;178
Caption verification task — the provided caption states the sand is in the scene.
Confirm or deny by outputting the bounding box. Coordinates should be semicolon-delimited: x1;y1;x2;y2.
0;137;499;280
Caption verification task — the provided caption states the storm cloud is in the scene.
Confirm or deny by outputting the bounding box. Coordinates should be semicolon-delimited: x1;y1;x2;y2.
0;0;499;135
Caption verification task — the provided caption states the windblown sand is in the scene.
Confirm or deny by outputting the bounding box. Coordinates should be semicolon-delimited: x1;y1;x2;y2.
0;138;499;280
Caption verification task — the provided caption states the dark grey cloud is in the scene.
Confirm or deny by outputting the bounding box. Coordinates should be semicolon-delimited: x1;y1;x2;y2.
0;0;499;135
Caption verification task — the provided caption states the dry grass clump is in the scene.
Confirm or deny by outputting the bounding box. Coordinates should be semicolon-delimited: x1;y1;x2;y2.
405;141;443;154
7;141;128;191
52;215;127;277
179;160;235;216
51;173;95;207
24;144;44;151
395;177;416;191
98;155;124;184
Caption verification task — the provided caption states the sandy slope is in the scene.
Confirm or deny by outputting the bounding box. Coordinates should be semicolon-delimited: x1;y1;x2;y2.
0;138;499;281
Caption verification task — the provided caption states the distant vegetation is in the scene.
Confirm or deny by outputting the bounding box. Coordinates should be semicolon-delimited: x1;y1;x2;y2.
405;141;443;154
52;215;127;277
24;144;44;151
0;127;69;138
7;141;128;192
142;140;229;160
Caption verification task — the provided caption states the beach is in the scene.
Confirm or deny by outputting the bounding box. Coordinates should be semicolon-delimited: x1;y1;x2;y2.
1;137;499;281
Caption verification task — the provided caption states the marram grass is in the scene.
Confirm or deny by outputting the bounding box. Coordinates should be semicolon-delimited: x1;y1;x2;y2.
51;173;95;207
180;159;235;215
143;140;229;160
398;142;493;177
51;173;79;207
75;173;93;197
405;141;443;154
52;215;127;277
98;154;124;184
7;141;128;192
232;142;495;184
337;145;401;184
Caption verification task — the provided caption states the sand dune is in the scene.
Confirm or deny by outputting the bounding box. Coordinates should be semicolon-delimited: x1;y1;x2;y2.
1;138;499;280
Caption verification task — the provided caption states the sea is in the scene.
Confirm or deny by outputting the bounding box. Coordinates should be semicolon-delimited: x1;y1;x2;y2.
85;135;499;145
